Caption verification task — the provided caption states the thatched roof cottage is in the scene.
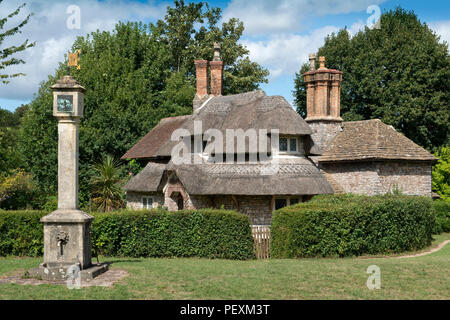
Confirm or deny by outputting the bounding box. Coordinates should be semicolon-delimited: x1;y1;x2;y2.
122;46;437;225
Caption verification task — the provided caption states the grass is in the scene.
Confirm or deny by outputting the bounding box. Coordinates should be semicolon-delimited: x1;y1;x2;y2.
0;233;449;300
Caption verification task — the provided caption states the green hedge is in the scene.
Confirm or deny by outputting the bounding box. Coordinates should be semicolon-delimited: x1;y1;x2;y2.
432;201;450;234
91;209;254;259
0;209;254;260
271;194;435;258
0;210;46;256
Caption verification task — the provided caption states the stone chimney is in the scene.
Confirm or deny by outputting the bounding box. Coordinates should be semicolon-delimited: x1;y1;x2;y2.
303;55;343;151
210;42;223;96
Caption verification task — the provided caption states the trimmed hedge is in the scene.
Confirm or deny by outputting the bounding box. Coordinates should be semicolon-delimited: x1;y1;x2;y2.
0;209;254;260
0;210;46;256
271;194;435;258
432;201;450;234
91;209;254;259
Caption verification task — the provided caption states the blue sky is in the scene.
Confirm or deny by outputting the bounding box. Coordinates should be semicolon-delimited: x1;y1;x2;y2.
0;0;449;112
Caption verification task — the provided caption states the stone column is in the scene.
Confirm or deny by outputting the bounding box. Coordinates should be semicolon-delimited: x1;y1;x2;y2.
31;75;107;281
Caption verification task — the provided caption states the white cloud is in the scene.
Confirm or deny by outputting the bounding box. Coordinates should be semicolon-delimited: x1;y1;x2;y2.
223;0;386;35
0;0;168;101
429;20;450;45
242;26;339;79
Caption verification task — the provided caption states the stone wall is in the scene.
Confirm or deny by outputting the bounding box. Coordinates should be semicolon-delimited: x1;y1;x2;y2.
126;191;164;209
321;161;432;196
307;121;342;152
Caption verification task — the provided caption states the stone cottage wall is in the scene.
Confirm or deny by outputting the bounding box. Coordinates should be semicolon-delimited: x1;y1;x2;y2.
321;161;432;196
377;162;432;196
126;191;164;209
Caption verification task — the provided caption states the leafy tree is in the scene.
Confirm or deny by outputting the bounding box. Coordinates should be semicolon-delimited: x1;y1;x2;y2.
0;1;35;84
90;155;125;212
20;1;268;208
433;146;450;201
0;107;22;174
151;0;269;95
293;8;449;151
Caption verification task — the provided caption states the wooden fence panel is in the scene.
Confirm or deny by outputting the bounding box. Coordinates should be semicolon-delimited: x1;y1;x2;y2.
251;225;271;259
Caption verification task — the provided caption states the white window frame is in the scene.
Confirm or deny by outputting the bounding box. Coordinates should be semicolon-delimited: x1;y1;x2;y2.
278;136;299;154
142;196;154;209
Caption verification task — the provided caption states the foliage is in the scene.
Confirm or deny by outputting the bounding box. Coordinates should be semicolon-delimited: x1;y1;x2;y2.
0;0;35;84
293;8;449;151
0;169;34;206
271;194;435;258
151;0;269;94
432;201;450;234
0;210;45;256
90;155;126;212
432;146;450;201
0;208;254;260
19;1;268;208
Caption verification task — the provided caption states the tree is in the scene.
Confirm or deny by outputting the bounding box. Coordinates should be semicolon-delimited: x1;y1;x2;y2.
151;0;269;95
293;8;449;151
433;146;450;201
90;155;125;212
20;1;268;208
0;107;22;174
0;1;35;84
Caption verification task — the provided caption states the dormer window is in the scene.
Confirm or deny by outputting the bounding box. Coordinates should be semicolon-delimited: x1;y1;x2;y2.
279;136;298;154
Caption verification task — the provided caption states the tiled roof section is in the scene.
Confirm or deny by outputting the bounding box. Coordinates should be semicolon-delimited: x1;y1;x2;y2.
319;119;438;162
121;115;191;160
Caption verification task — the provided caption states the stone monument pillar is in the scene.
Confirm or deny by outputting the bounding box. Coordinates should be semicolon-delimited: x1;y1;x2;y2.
31;75;107;281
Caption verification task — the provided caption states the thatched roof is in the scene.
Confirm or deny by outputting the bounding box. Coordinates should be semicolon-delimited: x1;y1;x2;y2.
125;157;333;196
121;115;190;160
181;91;312;135
319;119;438;163
122;91;314;159
123;162;166;192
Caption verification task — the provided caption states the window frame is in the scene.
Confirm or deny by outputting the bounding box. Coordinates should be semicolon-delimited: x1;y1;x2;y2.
142;196;154;209
278;136;299;154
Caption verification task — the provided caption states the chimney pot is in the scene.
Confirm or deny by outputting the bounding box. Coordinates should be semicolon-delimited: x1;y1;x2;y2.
319;56;326;69
308;53;316;71
210;43;223;96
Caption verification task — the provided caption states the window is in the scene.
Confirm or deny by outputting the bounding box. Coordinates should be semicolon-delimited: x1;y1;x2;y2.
275;199;287;210
279;138;288;152
278;136;299;153
273;196;303;211
289;138;297;152
142;196;153;209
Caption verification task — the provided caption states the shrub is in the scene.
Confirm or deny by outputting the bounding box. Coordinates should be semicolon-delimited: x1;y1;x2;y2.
432;201;450;234
0;210;46;256
271;194;435;258
0;208;254;260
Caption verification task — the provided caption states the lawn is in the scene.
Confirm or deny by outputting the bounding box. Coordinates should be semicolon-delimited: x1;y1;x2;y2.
0;233;449;300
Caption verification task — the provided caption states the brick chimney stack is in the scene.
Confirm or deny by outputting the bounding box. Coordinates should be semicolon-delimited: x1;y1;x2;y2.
194;59;209;98
303;54;343;151
210;42;223;96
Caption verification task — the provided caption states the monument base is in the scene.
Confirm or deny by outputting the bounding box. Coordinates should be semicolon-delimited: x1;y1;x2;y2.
29;262;109;282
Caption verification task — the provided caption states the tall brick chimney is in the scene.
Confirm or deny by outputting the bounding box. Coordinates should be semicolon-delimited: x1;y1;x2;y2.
193;59;209;111
210;42;223;96
303;55;343;151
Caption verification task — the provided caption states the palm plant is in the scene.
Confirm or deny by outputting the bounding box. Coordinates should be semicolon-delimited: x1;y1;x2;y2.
90;155;125;212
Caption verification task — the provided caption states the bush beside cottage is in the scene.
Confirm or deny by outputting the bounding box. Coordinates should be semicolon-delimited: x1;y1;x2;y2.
271;194;436;258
